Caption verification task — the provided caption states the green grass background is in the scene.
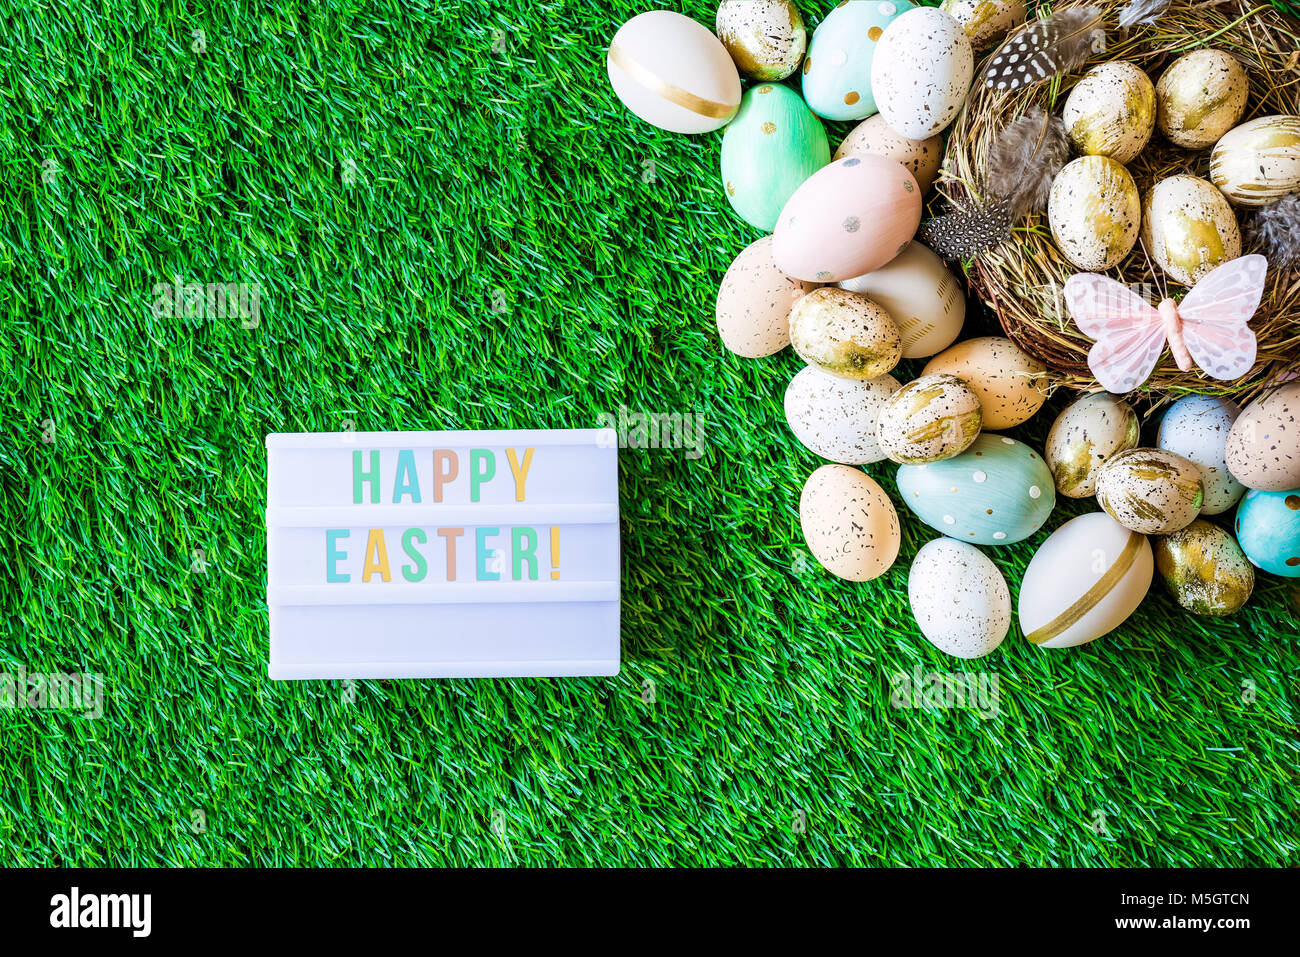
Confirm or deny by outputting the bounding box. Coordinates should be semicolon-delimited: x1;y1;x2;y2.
1;0;1297;866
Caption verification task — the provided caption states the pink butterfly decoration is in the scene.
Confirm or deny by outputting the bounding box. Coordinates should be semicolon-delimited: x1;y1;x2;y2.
1064;255;1267;394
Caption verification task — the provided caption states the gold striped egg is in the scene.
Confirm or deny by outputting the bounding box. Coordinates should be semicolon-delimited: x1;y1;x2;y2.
875;372;982;464
1156;50;1249;150
1095;448;1205;535
1048;156;1141;271
1140;175;1241;286
939;0;1026;52
1063;61;1156;165
1153;519;1254;617
789;288;903;380
1045;392;1141;498
1210;114;1300;208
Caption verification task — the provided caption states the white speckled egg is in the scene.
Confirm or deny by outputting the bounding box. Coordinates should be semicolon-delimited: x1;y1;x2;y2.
785;366;902;464
1156;50;1249;150
1140;175;1241;286
715;236;818;358
1062;62;1156;165
1019;512;1154;649
1048;156;1142;271
939;0;1025;52
1153;519;1254;616
871;7;974;140
1045;392;1141;498
833;114;944;193
876;372;982;464
908;538;1011;658
800;464;901;581
772;155;923;282
607;11;741;134
838;242;965;358
715;0;807;82
789;287;903;379
922;336;1047;429
1156;395;1245;514
1225;382;1300;491
1095;448;1205;534
1210;114;1300;208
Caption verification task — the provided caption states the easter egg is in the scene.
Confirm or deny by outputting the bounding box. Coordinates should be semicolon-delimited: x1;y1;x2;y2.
1225;383;1300;491
876;373;982;464
897;433;1056;544
721;83;830;231
1140;175;1241;286
833;114;943;193
908;538;1011;658
715;0;807;81
939;0;1025;52
1018;512;1154;648
715;236;817;358
1234;488;1300;577
1156;50;1249;150
838;242;965;358
1062;62;1156;165
1095;448;1205;535
1153;519;1254;616
922;336;1047;429
1045;392;1141;498
607;11;741;134
1156;395;1246;514
1048;156;1141;271
1210;114;1300;208
801;0;916;121
800;464;901;581
872;7;974;139
789;288;902;379
785;366;902;464
772;155;922;282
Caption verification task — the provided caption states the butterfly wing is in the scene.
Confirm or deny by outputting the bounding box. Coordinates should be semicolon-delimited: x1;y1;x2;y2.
1064;273;1166;394
1176;254;1266;381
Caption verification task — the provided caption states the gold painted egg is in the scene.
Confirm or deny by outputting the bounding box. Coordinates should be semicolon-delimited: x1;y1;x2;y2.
789;287;903;380
1063;61;1156;165
1044;392;1141;498
939;0;1026;52
875;372;982;465
1210;114;1300;208
1140;175;1241;286
1095;447;1205;535
922;336;1048;429
833;114;943;194
1153;519;1254;617
1048;156;1141;271
1155;50;1249;150
715;0;807;82
800;464;901;581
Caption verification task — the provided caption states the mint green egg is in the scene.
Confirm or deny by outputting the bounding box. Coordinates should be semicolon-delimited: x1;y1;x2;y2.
720;83;830;231
897;433;1056;545
801;0;916;121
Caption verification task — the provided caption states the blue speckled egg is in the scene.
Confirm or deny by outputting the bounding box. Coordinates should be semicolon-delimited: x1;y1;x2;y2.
801;0;916;121
1234;488;1300;577
898;433;1056;545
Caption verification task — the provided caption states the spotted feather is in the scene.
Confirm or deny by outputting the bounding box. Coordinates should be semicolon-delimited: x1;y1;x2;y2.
984;8;1106;92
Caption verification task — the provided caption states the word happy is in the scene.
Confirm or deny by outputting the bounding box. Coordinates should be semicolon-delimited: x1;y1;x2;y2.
329;448;560;582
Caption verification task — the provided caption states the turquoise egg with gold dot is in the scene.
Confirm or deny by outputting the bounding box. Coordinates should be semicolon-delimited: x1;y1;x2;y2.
1235;488;1300;577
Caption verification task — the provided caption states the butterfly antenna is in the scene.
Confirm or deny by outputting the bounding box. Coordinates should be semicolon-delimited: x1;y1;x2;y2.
1136;235;1166;303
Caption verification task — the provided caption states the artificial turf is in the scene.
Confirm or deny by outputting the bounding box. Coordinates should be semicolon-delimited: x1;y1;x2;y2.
1;0;1297;867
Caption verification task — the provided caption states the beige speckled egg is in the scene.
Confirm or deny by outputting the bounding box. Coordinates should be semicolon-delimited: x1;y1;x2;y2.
1225;382;1300;491
833;114;944;194
922;336;1048;429
1045;392;1141;498
838;242;965;359
716;236;817;358
1140;175;1241;286
785;366;902;464
800;464;901;581
871;7;975;140
789;287;903;380
1156;50;1249;150
715;0;807;82
1063;61;1156;164
1048;156;1142;271
1153;519;1254;617
1210;114;1300;208
939;0;1025;52
1095;447;1205;534
876;372;982;464
908;538;1011;658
